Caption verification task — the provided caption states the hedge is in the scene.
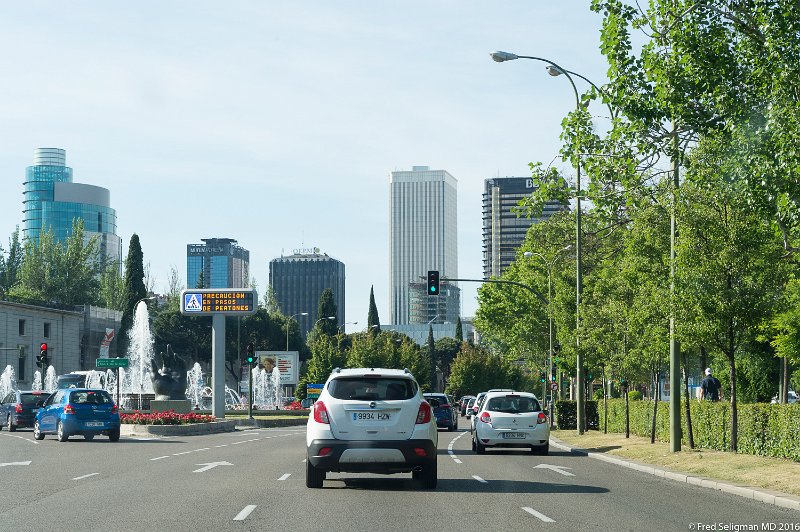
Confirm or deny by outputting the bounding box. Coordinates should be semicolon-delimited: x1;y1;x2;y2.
597;399;800;461
555;400;599;430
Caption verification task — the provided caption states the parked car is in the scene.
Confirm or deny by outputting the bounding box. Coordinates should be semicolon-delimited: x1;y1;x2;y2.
300;397;316;409
306;368;438;489
34;388;120;442
458;395;476;416
423;393;458;431
0;390;50;431
771;391;798;404
464;398;476;419
472;390;549;455
469;392;488;433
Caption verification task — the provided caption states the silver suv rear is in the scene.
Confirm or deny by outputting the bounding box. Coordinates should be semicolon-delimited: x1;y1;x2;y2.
305;368;439;489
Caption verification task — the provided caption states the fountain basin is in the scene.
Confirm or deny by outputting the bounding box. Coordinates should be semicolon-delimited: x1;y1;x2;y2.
120;420;237;437
150;399;192;414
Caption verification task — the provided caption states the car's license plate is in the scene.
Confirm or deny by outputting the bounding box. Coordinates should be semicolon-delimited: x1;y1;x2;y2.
502;432;526;439
352;412;390;421
85;422;103;427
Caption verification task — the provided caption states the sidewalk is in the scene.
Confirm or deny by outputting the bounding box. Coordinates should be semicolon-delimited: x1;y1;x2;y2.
550;430;800;512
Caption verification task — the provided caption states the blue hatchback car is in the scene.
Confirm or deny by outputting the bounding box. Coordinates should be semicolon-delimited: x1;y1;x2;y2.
34;388;120;442
423;393;458;432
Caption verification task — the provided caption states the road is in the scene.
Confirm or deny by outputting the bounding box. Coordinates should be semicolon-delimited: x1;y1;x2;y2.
1;422;798;531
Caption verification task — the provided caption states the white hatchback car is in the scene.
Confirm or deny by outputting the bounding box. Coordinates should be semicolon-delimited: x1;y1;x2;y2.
306;368;439;489
471;391;549;455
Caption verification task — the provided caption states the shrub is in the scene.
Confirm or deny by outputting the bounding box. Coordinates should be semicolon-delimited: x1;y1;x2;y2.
555;400;599;430
593;388;604;400
628;390;643;401
120;410;216;425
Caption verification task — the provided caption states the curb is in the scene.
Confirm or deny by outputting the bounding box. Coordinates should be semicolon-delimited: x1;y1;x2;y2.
231;419;307;429
120;420;237;437
550;437;800;512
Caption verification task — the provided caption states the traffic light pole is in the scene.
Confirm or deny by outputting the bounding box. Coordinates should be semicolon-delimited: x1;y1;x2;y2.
248;363;254;420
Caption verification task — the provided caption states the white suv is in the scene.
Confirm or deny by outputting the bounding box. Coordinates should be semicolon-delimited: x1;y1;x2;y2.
306;368;439;489
472;390;550;455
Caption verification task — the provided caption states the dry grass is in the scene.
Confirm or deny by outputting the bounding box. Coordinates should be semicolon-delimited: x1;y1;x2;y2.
552;429;800;497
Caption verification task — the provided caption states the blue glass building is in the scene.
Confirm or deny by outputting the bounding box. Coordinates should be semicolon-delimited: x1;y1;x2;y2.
22;148;122;265
187;238;250;289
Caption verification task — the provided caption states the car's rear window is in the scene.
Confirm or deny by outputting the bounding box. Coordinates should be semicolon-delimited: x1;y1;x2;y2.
328;377;417;401
424;394;449;405
69;391;113;405
486;395;540;413
19;394;44;406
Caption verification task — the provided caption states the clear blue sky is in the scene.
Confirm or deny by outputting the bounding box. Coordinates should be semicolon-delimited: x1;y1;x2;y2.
0;2;609;331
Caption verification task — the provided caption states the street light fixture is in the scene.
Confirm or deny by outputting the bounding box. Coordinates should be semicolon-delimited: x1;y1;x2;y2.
314;316;336;328
491;50;588;434
338;321;358;334
286;312;308;351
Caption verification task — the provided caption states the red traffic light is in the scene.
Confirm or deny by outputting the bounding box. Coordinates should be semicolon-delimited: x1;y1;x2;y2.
40;343;48;352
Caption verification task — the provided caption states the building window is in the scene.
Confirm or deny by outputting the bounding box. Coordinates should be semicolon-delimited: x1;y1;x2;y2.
18;319;25;336
17;345;26;381
44;323;51;338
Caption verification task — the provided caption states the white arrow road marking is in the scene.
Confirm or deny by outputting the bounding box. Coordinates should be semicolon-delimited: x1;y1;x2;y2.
472;475;487;483
0;461;31;467
534;464;574;476
193;461;233;473
72;473;99;481
278;473;291;481
233;505;256;521
522;507;555;523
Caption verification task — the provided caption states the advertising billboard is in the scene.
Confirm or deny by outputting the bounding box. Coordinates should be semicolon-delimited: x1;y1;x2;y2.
256;351;299;385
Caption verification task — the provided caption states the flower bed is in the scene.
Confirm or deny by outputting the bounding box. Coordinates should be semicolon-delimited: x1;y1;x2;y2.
121;410;216;425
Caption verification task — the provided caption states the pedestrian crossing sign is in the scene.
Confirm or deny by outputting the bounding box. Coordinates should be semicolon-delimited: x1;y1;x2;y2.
184;293;203;312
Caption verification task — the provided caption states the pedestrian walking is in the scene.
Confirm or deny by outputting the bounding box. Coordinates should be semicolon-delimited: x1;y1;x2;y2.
699;368;722;401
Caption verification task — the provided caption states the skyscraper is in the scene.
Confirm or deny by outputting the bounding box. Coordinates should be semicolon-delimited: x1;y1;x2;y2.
22;148;122;265
269;249;345;337
390;166;459;325
186;238;250;289
482;177;566;279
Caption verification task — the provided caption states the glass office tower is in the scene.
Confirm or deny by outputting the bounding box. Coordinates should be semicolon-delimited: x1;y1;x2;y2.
390;166;459;325
22;148;122;265
187;238;250;289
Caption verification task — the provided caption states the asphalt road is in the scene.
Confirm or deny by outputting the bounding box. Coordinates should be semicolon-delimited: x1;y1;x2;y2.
1;421;798;532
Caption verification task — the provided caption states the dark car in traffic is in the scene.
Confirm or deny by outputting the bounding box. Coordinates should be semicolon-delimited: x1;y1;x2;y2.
34;388;120;442
423;393;458;431
0;390;49;431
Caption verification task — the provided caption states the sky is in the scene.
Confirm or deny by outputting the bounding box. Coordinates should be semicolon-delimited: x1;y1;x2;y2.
0;2;610;333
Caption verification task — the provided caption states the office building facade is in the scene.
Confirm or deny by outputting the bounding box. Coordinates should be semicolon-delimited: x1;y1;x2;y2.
482;177;566;279
269;249;345;337
390;166;459;325
186;238;250;289
22;148;122;265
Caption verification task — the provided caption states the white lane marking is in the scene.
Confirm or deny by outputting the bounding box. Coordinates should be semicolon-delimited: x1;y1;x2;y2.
173;451;193;456
72;473;99;481
1;434;38;445
193;461;233;473
278;473;291;481
233;505;257;521
0;461;32;467
231;438;260;445
522;507;555;523
453;459;463;464
150;456;169;461
301;459;306;463
194;448;210;452
534;464;574;477
472;475;487;483
447;431;467;463
215;444;228;448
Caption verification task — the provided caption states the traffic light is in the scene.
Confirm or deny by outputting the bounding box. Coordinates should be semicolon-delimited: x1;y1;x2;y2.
587;370;594;382
427;270;440;296
539;371;546;384
245;343;256;365
39;343;48;368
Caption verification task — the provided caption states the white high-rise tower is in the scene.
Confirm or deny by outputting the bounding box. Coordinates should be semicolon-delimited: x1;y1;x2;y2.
390;166;459;325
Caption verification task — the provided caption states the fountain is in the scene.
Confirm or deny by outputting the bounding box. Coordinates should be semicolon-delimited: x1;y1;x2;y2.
1;365;16;398
44;366;57;392
32;370;42;391
251;366;283;409
121;301;155;409
186;363;204;409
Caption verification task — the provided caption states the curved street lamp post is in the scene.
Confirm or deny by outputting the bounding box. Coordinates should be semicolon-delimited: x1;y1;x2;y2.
286;312;308;351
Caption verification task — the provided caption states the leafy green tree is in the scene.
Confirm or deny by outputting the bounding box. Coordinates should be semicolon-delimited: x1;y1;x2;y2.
99;261;125;311
367;285;380;334
315;288;338;337
434;337;460;386
120;234;148;353
0;228;23;297
298;333;347;400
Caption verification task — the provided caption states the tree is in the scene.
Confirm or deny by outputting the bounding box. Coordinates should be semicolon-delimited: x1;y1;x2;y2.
0;228;22;298
315;288;338;337
99;261;125;311
455;317;463;343
120;234;148;353
427;326;436;391
367;285;381;333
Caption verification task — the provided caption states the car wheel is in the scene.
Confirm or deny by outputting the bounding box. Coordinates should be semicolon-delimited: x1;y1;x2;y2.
34;420;45;440
57;421;69;442
475;437;486;454
7;415;15;432
471;436;476;452
305;457;325;488
108;428;120;442
420;458;437;490
84;434;95;441
538;443;549;456
447;420;455;432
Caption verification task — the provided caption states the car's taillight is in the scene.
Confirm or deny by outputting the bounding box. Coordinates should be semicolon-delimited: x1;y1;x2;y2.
479;412;492;424
416;402;432;424
319;447;332;457
64;404;75;415
313;401;330;424
15;403;23;413
112;404;118;414
537;412;547;424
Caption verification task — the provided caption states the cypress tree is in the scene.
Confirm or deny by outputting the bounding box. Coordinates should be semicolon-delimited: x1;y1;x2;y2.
428;325;436;391
316;288;338;336
367;285;381;334
455;317;463;343
119;234;147;353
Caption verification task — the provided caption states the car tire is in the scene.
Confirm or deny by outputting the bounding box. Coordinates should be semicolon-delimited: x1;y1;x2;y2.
57;421;69;442
34;420;45;440
419;458;437;490
305;457;325;488
471;437;476;452
7;415;15;432
447;420;455;432
475;437;486;454
538;443;549;456
108;428;120;442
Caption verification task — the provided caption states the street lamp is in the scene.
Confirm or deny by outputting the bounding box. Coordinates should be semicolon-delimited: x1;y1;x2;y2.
314;316;336;328
524;245;571;425
286;312;308;351
492;50;588;434
338;321;358;334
